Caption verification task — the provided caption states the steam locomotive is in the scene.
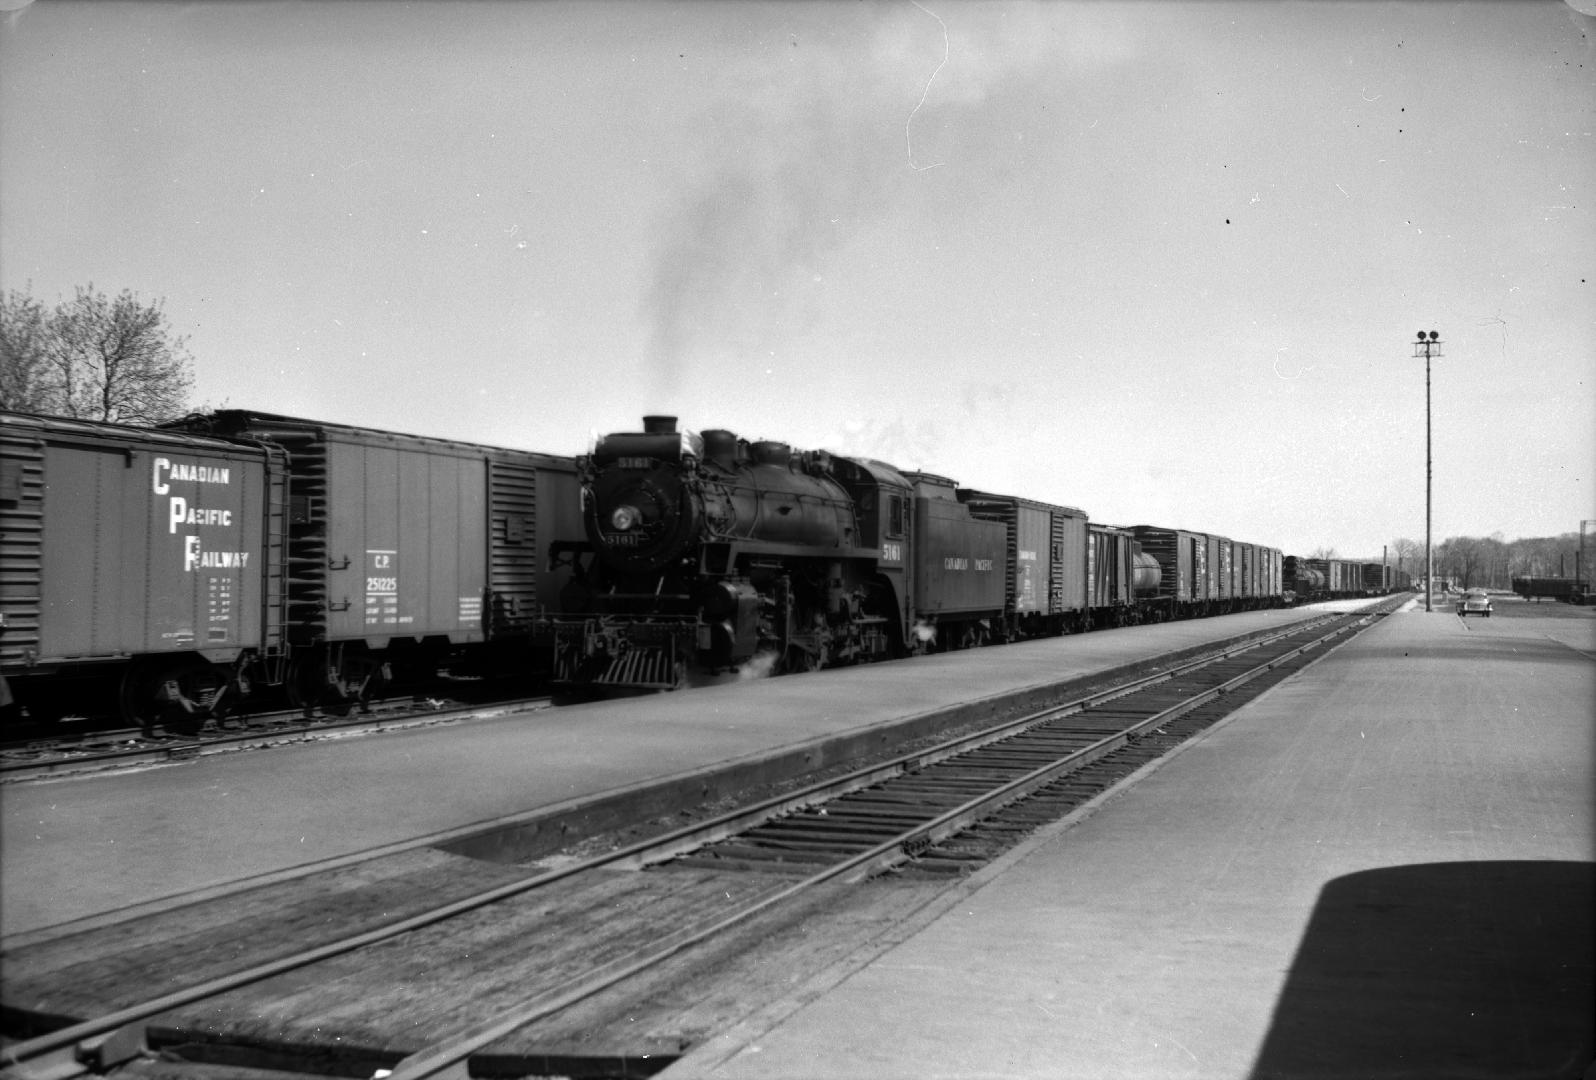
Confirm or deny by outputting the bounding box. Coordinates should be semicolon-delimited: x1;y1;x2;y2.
544;416;1291;690
548;416;908;687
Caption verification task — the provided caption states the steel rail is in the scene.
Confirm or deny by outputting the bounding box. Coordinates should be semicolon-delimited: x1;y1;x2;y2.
0;606;1382;1076
0;698;553;782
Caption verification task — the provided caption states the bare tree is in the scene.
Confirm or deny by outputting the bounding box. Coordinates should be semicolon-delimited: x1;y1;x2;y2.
1437;535;1489;589
46;286;194;423
1306;546;1338;560
1389;536;1419;573
0;288;54;413
0;284;194;423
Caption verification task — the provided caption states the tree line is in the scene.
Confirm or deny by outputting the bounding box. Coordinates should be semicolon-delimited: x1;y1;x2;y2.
1258;535;1588;592
1;284;193;424
1381;533;1590;590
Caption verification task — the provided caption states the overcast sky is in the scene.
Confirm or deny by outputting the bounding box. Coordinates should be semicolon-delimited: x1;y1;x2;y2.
3;0;1591;557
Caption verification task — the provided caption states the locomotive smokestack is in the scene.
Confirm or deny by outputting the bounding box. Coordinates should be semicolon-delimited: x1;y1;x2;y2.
642;415;678;434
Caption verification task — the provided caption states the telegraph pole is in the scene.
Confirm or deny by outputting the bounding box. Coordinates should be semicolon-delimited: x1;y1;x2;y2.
1414;331;1441;612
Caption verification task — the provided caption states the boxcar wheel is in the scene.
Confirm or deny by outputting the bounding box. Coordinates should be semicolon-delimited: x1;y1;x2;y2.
119;659;216;737
287;652;385;717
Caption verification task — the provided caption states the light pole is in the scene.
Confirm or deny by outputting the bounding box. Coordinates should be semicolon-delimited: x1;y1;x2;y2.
1582;520;1593;600
1414;331;1441;612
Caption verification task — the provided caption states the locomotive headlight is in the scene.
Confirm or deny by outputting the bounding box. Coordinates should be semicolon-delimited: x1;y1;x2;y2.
610;505;641;532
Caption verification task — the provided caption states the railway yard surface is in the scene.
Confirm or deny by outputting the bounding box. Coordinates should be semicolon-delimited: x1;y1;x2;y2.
2;595;1592;1080
1;602;1373;938
678;597;1595;1080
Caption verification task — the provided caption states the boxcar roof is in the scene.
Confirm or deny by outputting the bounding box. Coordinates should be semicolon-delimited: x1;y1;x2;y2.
166;409;574;466
958;486;1087;518
3;409;272;456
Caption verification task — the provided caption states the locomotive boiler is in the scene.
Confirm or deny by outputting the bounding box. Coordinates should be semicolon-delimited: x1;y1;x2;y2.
548;417;909;687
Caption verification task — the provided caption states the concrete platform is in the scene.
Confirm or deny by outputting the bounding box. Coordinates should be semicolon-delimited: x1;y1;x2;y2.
0;603;1375;941
668;602;1596;1079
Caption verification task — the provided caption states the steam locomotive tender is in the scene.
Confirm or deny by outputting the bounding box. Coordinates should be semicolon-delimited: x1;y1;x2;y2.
549;416;917;687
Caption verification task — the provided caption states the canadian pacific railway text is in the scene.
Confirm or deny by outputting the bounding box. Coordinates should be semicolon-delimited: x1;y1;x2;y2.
153;457;251;572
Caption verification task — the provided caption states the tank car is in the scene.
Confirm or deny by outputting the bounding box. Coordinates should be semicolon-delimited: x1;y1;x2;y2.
548;416;909;687
1299;558;1363;600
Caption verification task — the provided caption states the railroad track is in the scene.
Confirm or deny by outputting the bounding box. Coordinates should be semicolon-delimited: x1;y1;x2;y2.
0;601;1397;1080
0;693;555;783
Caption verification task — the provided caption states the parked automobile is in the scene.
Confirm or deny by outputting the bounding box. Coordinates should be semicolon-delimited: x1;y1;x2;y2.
1458;589;1493;618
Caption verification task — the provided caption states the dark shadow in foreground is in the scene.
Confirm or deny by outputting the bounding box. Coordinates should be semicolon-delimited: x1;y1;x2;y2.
1250;860;1593;1080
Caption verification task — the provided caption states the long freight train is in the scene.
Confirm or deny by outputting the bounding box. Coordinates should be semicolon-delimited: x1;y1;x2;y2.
0;410;1410;723
542;416;1405;690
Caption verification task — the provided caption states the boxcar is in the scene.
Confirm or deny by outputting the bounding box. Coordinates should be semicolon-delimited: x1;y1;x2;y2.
1088;523;1133;623
167;411;581;710
959;487;1089;637
1232;541;1254;605
1;411;287;724
1086;523;1162;625
1209;534;1232;605
1261;546;1283;604
1233;541;1283;609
